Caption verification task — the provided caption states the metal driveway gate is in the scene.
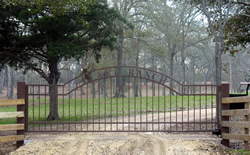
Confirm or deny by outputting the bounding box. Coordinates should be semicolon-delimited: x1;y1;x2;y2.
26;66;220;132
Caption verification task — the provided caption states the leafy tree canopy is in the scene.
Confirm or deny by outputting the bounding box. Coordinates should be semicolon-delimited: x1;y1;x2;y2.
224;6;250;54
0;0;126;84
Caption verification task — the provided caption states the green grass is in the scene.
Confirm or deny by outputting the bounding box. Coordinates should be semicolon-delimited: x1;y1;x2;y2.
225;149;250;155
0;95;216;125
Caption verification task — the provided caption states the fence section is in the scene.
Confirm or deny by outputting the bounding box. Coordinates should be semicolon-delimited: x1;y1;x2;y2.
221;96;250;151
0;99;25;148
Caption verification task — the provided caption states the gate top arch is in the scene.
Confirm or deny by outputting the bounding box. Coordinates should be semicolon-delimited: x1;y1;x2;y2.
64;66;184;95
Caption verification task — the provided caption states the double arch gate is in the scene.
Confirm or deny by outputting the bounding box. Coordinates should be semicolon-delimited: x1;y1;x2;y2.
26;66;220;132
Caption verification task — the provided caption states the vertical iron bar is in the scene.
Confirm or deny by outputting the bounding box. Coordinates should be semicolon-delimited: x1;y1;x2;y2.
176;93;177;131
182;86;184;131
164;87;166;131
110;77;113;131
205;86;207;130
63;86;64;131
92;82;94;131
194;86;195;130
140;78;142;131
216;85;220;130
87;84;89;131
81;86;83;131
45;86;47;131
32;86;34;131
56;85;58;131
158;84;160;130
38;85;40;130
170;89;172;131
105;79;107;131
51;86;53;131
122;79;124;131
99;80;101;131
188;86;189;130
200;85;201;130
134;77;136;131
152;81;154;131
146;79;148;131
69;88;70;131
128;77;130;131
117;80;119;131
211;86;213;129
75;86;77;131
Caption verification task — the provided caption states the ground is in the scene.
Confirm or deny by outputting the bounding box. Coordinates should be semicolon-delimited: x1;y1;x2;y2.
0;132;229;155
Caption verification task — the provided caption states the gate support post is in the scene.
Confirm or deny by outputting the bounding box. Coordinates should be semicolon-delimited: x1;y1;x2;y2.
17;82;26;148
221;83;229;147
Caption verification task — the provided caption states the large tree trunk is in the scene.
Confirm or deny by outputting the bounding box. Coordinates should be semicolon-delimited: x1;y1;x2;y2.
69;70;76;99
6;65;14;99
24;72;28;83
91;82;96;98
229;56;232;93
204;70;208;84
151;55;155;96
181;37;186;94
181;28;186;85
133;40;140;97
48;84;59;120
115;25;125;97
169;52;174;95
215;42;222;86
191;56;195;94
0;70;3;94
47;59;60;120
70;61;81;98
102;79;108;98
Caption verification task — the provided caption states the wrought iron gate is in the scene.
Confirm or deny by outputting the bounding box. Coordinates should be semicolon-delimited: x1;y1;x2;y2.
26;66;220;132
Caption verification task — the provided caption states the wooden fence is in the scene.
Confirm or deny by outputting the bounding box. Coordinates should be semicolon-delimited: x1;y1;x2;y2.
221;96;250;151
0;99;25;148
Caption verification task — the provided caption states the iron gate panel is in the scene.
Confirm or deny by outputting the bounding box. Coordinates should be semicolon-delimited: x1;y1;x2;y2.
26;66;219;132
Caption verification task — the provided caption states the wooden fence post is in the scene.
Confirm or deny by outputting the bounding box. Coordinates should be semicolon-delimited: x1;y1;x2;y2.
16;82;26;148
245;102;249;151
221;83;230;147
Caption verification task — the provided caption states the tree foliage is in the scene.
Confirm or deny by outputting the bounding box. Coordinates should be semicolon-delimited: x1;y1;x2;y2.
0;0;124;83
224;6;250;54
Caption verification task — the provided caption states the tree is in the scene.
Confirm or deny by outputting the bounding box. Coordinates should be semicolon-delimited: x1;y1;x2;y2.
185;0;248;86
0;0;125;120
112;0;138;97
5;65;14;99
0;70;3;94
143;0;208;94
224;5;250;54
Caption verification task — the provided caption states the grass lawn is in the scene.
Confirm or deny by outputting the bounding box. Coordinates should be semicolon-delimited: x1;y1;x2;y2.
0;95;216;125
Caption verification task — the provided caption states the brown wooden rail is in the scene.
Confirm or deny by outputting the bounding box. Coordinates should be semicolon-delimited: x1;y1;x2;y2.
221;96;250;151
0;99;25;148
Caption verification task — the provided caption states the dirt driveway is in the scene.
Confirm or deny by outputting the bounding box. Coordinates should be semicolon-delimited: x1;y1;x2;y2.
10;132;226;155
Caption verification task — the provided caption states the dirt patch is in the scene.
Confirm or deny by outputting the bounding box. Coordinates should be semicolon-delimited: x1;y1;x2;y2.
9;132;227;155
0;142;16;155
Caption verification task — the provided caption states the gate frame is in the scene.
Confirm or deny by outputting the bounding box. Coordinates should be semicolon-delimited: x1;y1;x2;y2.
22;66;222;133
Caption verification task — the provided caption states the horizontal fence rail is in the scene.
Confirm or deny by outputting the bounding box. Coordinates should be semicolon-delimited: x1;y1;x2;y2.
221;96;250;151
0;99;25;148
25;66;219;132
